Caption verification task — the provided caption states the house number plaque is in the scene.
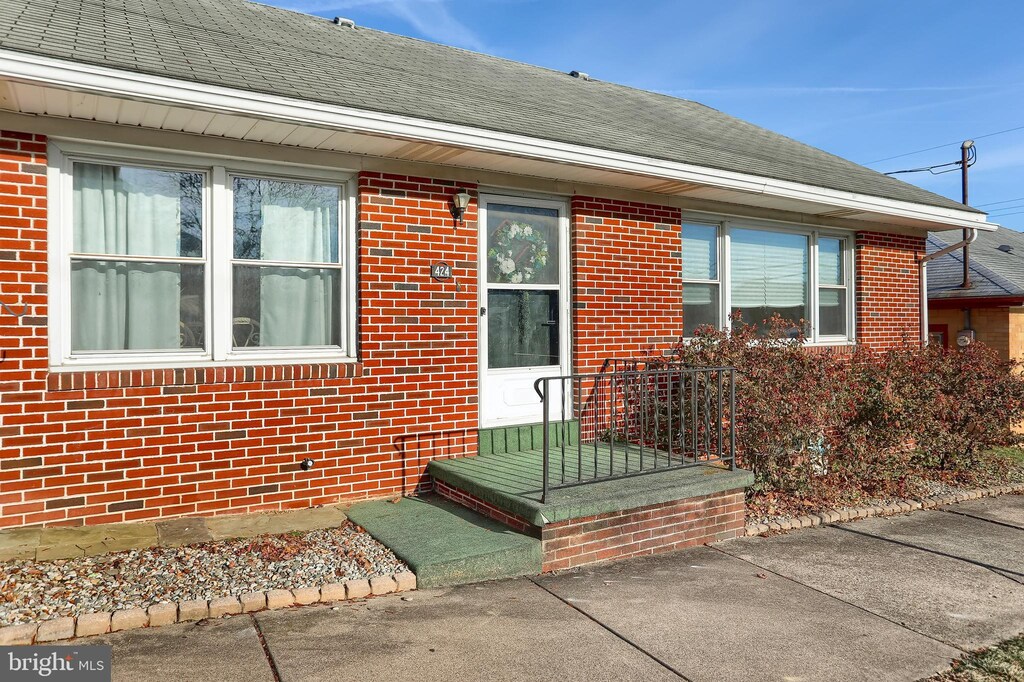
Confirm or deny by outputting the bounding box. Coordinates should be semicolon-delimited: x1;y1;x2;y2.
430;262;453;281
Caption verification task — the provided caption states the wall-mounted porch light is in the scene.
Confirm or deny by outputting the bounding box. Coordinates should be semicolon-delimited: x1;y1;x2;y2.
450;188;471;225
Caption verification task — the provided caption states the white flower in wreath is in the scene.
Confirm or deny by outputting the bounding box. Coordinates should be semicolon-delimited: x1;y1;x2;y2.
488;220;550;284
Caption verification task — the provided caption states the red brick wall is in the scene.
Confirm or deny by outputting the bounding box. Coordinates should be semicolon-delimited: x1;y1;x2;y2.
0;126;930;530
541;489;746;571
0;136;480;528
855;231;925;349
571;197;683;373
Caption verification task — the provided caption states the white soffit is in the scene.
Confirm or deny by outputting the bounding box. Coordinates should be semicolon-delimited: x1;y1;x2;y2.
0;50;996;232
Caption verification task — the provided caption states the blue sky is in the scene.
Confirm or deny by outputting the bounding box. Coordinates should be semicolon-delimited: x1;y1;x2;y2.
266;0;1024;232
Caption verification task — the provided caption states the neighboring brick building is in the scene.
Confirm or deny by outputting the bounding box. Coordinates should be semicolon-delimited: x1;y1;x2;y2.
927;227;1024;363
0;0;994;540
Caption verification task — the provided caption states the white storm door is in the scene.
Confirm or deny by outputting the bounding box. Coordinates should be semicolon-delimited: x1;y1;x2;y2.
478;195;570;427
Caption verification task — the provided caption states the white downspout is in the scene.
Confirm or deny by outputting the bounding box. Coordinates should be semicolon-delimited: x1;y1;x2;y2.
919;228;979;345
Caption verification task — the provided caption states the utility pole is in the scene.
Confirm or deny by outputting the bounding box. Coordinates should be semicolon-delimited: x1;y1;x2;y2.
960;139;974;289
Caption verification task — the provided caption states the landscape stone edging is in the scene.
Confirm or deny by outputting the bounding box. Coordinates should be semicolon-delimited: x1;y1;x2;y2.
0;570;417;646
743;483;1024;537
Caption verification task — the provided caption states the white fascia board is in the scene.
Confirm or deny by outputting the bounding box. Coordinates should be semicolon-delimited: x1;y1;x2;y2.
0;49;995;232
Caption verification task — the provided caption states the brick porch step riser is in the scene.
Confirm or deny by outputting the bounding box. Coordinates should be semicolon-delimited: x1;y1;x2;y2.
434;478;746;571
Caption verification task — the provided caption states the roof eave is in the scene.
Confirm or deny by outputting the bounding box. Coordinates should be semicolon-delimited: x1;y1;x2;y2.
929;294;1024;309
0;48;997;232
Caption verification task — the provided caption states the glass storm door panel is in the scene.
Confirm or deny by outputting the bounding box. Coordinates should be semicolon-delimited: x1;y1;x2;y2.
479;197;569;427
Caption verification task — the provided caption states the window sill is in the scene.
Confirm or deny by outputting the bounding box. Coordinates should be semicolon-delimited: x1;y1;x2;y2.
46;360;363;392
804;339;856;347
678;337;856;348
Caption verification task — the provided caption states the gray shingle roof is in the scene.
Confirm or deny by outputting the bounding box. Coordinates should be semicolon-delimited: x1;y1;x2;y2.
928;227;1024;300
0;0;982;214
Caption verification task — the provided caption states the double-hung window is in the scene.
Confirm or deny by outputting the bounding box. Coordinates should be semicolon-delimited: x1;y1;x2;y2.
682;218;853;343
53;144;355;368
70;163;207;354
230;176;343;349
681;222;720;337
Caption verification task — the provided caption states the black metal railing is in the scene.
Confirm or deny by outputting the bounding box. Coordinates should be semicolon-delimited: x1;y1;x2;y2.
533;365;736;502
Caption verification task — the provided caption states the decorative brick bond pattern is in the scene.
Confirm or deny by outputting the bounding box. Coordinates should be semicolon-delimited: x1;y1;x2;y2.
541;489;746;572
0;126;934;531
0;143;481;528
855;231;925;350
571;197;683;374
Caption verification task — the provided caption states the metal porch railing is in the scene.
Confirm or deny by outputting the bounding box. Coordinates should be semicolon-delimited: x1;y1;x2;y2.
533;365;736;503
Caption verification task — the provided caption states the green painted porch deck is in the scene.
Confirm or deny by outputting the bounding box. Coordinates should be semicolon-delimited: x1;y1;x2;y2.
428;442;753;527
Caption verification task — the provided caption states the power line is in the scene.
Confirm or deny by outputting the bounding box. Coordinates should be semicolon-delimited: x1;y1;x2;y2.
989;206;1024;215
976;196;1024;207
988;210;1024;219
884;145;974;177
989;202;1024;211
864;123;1024;165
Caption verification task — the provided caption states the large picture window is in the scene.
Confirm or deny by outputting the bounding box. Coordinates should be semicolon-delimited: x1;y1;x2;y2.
682;219;853;343
55;146;354;368
730;227;808;334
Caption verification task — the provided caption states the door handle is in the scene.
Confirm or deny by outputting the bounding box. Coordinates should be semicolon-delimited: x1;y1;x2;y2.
480;306;486;316
541;320;557;326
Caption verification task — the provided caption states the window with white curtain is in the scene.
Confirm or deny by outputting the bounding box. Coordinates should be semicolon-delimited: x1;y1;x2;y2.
56;148;354;368
71;163;205;352
681;219;853;342
230;177;342;349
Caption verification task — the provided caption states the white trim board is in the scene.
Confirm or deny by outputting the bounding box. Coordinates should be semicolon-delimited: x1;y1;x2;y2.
0;49;996;233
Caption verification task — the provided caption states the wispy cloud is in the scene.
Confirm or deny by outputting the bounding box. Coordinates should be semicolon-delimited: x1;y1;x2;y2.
267;0;489;52
966;141;1024;176
659;85;993;97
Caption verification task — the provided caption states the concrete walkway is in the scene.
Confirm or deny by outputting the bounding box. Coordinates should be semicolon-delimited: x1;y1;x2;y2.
84;495;1024;682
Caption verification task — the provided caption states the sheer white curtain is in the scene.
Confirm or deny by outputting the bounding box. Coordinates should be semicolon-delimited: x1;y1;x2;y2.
71;164;182;351
259;201;334;346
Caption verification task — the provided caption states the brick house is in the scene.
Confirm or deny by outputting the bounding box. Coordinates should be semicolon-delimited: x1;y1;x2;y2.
927;226;1024;362
0;0;995;559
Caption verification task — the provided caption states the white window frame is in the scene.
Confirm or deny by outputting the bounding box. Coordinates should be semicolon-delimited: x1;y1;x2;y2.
680;220;722;337
681;213;856;345
48;141;358;370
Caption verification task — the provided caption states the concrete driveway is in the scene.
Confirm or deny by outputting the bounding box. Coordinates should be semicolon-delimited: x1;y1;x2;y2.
88;494;1024;682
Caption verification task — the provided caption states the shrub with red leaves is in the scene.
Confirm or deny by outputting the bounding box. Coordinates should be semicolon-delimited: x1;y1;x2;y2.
664;313;1024;505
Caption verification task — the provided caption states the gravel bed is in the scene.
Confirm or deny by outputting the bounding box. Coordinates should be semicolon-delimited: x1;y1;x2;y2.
917;479;968;499
746;479;1006;528
0;522;407;626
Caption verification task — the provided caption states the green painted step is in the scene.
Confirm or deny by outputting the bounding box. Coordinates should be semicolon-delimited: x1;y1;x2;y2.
478;421;579;455
346;494;542;588
429;446;754;527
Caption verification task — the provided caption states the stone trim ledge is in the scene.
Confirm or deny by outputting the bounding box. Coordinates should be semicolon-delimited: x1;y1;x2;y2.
0;571;416;645
743;483;1024;537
